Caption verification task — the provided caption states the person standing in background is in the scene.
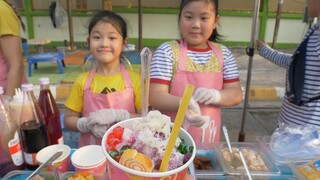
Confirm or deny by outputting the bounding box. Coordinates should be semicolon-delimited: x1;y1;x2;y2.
64;10;142;147
0;1;28;176
149;0;242;145
0;0;27;98
257;0;320;127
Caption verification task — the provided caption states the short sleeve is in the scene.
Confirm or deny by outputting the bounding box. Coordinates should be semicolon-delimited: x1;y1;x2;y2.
64;73;88;113
221;45;240;83
0;2;20;36
150;42;174;84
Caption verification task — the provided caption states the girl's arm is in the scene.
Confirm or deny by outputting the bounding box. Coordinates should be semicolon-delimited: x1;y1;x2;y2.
1;35;24;97
64;108;82;131
149;83;181;112
257;40;292;68
218;81;242;106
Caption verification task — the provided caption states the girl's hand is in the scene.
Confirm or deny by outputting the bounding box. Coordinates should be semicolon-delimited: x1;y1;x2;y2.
88;109;130;125
92;124;108;138
185;97;201;114
77;117;94;133
193;88;221;105
185;110;206;127
256;40;267;51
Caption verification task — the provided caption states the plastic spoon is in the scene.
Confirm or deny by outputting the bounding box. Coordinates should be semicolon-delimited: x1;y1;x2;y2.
140;47;152;120
239;148;252;180
221;124;242;168
159;84;194;172
52;165;60;180
222;124;233;154
26;149;63;180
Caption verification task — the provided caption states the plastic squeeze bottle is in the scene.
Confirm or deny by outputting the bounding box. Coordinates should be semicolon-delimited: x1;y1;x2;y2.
19;83;49;170
38;77;63;145
8;88;25;171
0;87;23;177
9;88;23;128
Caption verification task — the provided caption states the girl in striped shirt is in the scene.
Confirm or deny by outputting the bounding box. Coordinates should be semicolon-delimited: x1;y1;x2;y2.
149;0;242;145
257;0;320;127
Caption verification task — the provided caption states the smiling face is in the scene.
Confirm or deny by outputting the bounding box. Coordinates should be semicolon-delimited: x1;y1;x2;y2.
88;22;126;67
178;0;219;49
307;0;320;18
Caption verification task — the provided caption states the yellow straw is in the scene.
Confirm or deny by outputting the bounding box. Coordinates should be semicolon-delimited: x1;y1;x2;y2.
159;84;194;172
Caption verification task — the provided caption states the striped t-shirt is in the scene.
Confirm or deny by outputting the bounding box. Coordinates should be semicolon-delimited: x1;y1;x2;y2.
259;22;320;127
150;40;240;85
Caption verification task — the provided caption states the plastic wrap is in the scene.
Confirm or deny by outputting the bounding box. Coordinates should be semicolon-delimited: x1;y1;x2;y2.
270;123;320;157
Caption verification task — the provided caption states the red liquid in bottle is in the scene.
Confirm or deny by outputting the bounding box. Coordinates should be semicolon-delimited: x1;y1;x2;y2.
38;78;63;145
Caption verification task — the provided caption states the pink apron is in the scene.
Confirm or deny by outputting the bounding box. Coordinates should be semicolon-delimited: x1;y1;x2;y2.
167;40;223;145
0;51;27;91
79;64;135;147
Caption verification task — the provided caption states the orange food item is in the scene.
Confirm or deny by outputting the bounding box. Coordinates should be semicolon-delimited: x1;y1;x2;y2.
119;149;153;172
67;172;94;180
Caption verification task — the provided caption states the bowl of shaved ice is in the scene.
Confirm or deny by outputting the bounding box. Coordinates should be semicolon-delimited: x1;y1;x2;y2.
101;110;196;179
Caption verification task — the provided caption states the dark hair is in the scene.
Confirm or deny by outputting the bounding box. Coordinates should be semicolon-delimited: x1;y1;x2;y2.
4;0;25;32
178;0;222;42
88;10;127;41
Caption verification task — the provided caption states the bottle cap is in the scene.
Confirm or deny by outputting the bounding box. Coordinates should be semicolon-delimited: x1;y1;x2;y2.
38;77;50;85
21;83;34;92
0;86;3;94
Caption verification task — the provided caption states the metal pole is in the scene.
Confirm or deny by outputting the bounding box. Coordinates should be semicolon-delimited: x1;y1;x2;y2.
272;0;284;48
238;0;261;142
138;0;143;51
67;0;75;51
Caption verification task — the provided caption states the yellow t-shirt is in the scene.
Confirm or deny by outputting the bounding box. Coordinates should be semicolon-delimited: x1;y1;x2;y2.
65;68;142;113
0;0;20;37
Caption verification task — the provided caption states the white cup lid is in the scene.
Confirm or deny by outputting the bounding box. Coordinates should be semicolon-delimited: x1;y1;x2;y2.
72;145;106;167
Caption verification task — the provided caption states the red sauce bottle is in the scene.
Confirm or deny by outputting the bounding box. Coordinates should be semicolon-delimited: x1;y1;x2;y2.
38;77;63;145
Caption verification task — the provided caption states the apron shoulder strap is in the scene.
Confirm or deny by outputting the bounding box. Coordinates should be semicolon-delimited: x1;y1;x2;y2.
120;64;133;88
179;40;188;70
84;68;97;91
207;42;224;65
